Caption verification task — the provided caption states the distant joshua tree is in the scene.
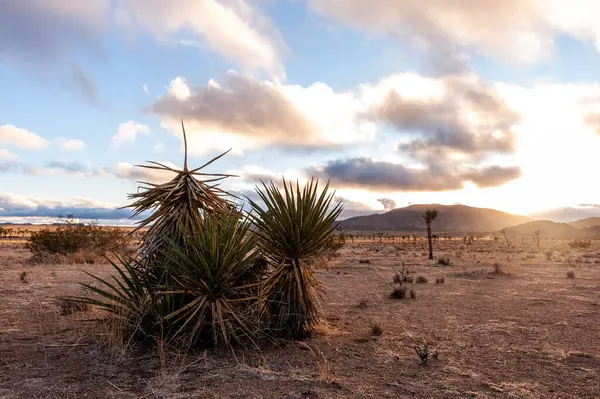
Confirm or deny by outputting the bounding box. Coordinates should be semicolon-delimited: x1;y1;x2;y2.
534;230;541;247
422;209;439;260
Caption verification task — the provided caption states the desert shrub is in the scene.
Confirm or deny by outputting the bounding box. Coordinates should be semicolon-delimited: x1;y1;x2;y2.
393;264;413;284
27;221;128;263
416;276;428;284
545;251;553;261
436;276;445;284
410;288;417;299
57;296;88;315
19;271;28;283
390;284;407;299
323;231;346;260
371;323;384;336
569;240;591;249
493;263;504;274
567;270;576;278
438;257;451;266
358;259;371;264
414;340;430;365
358;300;368;308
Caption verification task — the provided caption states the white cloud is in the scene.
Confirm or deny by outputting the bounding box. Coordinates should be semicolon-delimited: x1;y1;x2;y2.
142;83;149;94
151;71;375;155
115;0;285;77
307;0;600;65
167;76;191;100
110;120;151;148
0;125;49;150
55;138;87;151
0;149;19;162
115;161;178;183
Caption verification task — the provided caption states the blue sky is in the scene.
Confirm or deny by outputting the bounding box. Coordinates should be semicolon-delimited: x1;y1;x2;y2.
3;0;600;224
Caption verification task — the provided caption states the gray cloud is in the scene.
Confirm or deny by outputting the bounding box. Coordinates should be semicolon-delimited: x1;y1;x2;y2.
0;193;143;221
463;166;522;188
312;157;521;192
372;76;519;162
0;1;106;102
70;66;99;104
334;197;379;219
377;198;396;211
149;72;337;150
0;1;106;63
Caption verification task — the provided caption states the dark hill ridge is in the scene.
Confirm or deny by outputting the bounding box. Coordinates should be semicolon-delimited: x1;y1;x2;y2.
569;217;600;229
498;220;584;238
338;204;530;233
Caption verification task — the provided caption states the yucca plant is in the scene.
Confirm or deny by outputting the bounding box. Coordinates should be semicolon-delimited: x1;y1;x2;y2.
160;211;264;348
247;178;343;339
125;121;236;280
71;254;164;343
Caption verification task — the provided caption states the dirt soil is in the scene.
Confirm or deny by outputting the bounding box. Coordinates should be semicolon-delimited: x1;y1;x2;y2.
1;236;600;398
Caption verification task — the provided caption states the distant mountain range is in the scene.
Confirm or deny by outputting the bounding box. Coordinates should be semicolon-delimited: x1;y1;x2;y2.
338;204;600;236
338;204;530;233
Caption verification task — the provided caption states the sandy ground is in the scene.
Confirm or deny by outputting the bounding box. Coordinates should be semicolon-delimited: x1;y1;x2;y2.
1;236;600;398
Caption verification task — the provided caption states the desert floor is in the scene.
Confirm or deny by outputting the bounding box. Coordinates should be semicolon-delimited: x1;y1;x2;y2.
1;236;599;398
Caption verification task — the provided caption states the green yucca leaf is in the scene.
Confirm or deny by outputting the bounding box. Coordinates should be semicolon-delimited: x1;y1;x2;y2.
246;177;343;339
157;211;264;347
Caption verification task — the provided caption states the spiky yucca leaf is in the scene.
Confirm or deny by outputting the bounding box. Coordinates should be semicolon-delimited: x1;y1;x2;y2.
70;254;162;340
124;121;236;276
160;211;263;348
246;178;343;339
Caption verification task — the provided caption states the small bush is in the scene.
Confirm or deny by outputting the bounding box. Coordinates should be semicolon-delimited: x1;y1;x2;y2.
390;285;407;299
493;263;504;274
416;276;428;284
393;264;413;284
27;221;128;263
410;288;417;299
324;232;346;259
19;271;28;283
414;341;429;365
438;257;451;266
435;276;445;284
569;240;591;249
545;251;553;261
567;270;576;279
358;259;371;264
57;296;88;315
371;323;384;336
358;300;368;308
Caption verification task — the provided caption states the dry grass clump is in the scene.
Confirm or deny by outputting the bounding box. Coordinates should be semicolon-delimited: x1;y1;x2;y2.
569;240;591;249
358;259;371;264
410;288;417;299
19;271;28;283
438;257;451;266
414;340;430;365
435;276;445;284
393;264;413;284
371;323;384;336
567;270;576;279
390;285;407;299
493;263;504;274
57;296;88;315
415;276;428;284
26;222;128;264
